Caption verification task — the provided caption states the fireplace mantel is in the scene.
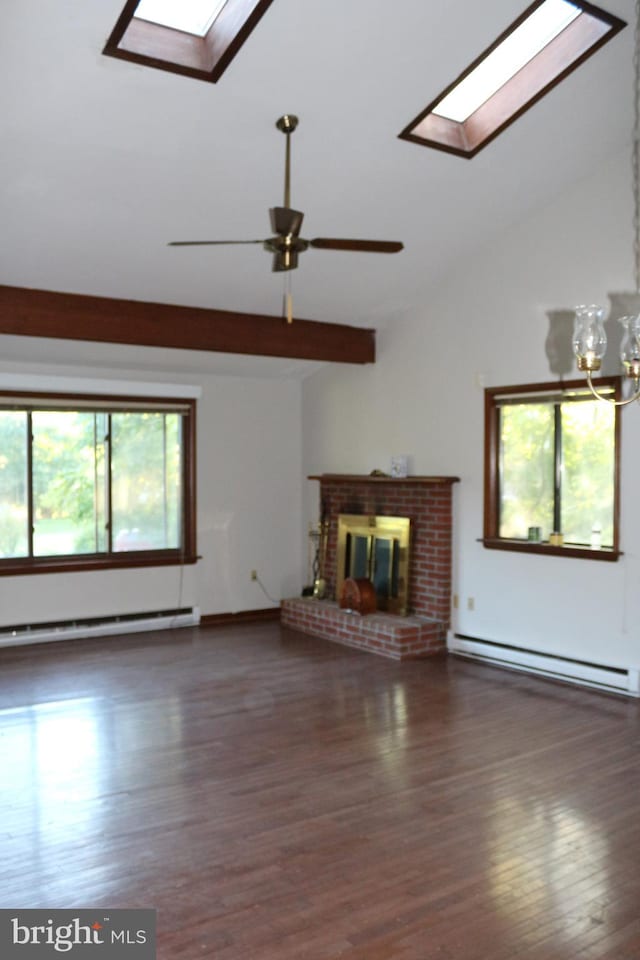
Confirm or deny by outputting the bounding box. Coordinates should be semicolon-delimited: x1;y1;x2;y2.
309;474;460;485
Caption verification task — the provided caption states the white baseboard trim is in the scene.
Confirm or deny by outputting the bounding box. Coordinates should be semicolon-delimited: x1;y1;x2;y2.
448;633;640;698
0;607;201;649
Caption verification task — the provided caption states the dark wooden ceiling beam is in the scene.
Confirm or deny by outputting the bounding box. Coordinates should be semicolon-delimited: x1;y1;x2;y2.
0;285;375;365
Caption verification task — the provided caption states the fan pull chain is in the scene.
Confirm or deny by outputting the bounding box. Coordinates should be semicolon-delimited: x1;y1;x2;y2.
286;269;293;324
282;272;294;324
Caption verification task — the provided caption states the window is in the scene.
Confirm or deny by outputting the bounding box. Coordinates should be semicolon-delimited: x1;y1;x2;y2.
399;0;625;158
103;0;275;84
0;392;196;575
483;377;621;559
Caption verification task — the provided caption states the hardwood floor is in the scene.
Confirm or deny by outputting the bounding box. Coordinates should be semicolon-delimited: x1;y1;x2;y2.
0;622;639;959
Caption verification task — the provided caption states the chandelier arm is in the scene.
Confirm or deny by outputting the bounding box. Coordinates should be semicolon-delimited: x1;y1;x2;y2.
586;371;640;405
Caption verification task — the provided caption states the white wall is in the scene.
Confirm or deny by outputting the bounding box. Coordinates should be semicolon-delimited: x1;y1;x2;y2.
0;347;302;626
302;148;640;672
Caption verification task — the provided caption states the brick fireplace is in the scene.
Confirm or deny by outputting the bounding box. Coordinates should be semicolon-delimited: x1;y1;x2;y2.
281;474;459;660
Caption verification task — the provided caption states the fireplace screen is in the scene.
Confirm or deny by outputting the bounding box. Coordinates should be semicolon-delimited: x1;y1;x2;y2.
336;514;410;615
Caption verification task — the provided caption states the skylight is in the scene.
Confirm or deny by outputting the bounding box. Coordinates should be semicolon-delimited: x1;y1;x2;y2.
398;0;625;158
134;0;228;37
433;0;580;123
103;0;275;84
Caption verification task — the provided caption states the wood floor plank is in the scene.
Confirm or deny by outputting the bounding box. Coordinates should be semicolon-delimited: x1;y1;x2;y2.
0;623;638;959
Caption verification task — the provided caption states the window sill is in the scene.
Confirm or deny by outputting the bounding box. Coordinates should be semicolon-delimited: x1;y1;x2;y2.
0;552;199;577
481;538;621;561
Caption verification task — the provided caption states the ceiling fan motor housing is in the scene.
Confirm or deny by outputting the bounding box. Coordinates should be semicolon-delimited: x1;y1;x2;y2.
264;232;309;272
270;206;304;237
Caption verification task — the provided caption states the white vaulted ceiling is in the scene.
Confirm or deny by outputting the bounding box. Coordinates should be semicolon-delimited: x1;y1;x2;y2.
0;0;634;364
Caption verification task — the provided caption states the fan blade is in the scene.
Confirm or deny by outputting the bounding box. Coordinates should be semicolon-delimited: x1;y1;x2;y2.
168;240;264;247
309;238;404;253
270;207;304;237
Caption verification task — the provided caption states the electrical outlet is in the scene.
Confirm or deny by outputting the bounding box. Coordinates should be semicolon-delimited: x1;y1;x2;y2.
250;570;258;581
453;593;459;609
467;597;475;611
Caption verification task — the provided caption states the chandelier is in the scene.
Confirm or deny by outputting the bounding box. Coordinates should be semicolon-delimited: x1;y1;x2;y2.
572;0;640;406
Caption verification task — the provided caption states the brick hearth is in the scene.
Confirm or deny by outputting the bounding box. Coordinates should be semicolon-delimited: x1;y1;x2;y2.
281;598;443;660
281;474;458;660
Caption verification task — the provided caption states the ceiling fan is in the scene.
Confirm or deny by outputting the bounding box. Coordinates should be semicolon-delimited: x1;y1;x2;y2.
168;115;404;276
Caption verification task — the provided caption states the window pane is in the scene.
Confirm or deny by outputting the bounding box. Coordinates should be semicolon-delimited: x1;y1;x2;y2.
32;412;105;556
111;413;182;551
134;0;228;36
94;413;108;554
561;399;615;546
499;403;555;539
0;411;29;558
433;0;580;122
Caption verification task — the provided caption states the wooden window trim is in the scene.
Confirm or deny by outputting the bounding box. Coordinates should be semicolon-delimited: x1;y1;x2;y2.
483;376;622;560
102;0;276;84
0;391;197;577
0;552;199;578
399;0;626;159
480;538;621;562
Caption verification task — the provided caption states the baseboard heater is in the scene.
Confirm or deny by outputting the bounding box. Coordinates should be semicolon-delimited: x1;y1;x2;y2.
448;633;640;698
0;607;201;649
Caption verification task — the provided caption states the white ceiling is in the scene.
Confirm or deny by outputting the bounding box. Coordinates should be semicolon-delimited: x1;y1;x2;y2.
0;0;634;377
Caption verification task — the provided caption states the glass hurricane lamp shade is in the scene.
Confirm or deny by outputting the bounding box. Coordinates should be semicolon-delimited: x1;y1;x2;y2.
572;305;607;371
619;315;640;380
